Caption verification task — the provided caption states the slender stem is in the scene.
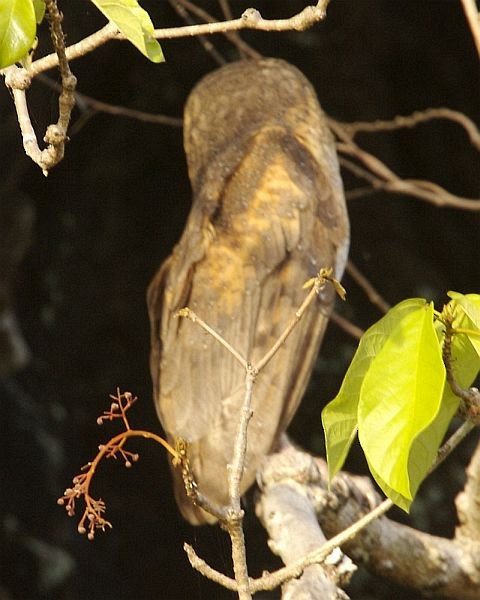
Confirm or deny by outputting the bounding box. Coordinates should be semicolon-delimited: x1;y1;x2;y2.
176;308;247;369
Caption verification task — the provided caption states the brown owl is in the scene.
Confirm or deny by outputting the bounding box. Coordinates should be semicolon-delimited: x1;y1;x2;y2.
148;58;349;524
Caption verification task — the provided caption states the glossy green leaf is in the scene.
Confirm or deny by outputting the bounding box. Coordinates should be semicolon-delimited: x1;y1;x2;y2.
358;303;445;507
90;0;164;62
32;0;45;23
0;0;36;68
322;298;427;480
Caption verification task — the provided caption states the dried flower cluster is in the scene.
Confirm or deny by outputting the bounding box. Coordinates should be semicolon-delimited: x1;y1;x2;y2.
57;389;174;539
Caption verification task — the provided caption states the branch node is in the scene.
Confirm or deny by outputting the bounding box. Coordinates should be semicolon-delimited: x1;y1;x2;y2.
4;66;31;90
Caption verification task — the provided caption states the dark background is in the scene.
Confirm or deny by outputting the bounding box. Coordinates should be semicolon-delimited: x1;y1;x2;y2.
1;1;479;599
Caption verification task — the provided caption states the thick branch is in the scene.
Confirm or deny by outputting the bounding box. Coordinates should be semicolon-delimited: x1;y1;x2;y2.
256;435;480;600
256;442;354;598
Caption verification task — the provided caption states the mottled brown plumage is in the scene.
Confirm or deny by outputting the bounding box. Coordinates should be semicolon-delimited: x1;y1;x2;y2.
148;58;349;524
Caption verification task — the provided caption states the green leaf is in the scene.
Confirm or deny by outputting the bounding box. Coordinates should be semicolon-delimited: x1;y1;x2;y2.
90;0;164;62
366;457;411;511
448;292;480;358
32;0;45;24
358;303;445;508
322;298;427;480
0;0;36;68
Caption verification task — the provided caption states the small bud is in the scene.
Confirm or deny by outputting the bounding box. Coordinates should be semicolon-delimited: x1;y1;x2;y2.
87;532;95;540
57;498;65;505
110;403;119;411
125;461;132;468
96;417;103;425
132;454;139;463
78;525;86;534
98;445;104;451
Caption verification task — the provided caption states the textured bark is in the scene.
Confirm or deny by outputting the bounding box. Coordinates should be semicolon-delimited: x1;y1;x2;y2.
256;439;354;599
256;440;480;599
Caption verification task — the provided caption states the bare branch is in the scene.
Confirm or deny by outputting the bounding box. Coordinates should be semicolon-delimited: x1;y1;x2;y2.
330;311;364;340
256;268;344;373
4;0;76;174
175;307;248;369
36;73;183;127
330;108;480;151
336;147;480;212
177;0;262;60
184;543;239;590
255;421;478;598
346;260;391;314
23;3;329;77
169;0;228;66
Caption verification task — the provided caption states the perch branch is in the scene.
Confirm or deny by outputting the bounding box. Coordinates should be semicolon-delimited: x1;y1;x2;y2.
256;419;477;598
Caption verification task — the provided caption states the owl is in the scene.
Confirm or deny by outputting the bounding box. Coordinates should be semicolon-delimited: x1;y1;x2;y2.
148;58;349;524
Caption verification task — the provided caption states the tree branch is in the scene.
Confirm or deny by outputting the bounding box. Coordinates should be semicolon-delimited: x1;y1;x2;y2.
256;423;479;600
21;2;329;77
4;0;77;174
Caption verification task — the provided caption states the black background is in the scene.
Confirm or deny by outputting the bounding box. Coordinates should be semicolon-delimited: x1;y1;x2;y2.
1;1;479;599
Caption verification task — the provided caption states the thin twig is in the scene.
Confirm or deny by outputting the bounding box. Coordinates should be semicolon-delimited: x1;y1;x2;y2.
330;108;480;151
330;311;364;340
175;307;248;369
337;147;480;212
184;543;239;590
225;366;257;598
178;0;262;60
217;0;252;60
169;0;227;66
256;268;338;372
36;74;183;127
346;260;391;314
462;0;480;57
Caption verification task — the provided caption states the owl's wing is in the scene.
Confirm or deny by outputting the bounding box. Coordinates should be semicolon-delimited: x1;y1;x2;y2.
148;128;348;500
